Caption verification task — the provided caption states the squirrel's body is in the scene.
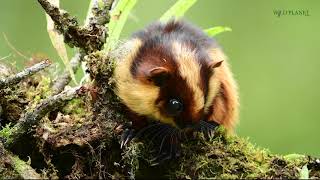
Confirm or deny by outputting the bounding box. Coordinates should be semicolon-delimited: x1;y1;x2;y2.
114;20;239;134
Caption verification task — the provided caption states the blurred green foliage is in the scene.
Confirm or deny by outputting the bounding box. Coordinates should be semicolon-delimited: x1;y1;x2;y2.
0;0;319;156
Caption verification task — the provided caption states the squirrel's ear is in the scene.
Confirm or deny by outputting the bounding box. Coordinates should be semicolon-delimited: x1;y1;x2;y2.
147;67;170;86
209;60;224;69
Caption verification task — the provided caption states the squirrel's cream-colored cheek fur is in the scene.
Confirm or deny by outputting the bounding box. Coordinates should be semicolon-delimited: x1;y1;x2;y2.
114;39;176;127
206;48;239;132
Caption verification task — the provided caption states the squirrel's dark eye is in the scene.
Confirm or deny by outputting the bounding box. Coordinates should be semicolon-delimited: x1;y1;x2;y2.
167;99;183;115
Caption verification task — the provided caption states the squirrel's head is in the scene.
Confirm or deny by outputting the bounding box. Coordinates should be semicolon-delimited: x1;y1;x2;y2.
115;37;223;129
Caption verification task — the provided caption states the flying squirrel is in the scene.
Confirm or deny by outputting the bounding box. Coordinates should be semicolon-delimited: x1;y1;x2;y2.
113;19;239;160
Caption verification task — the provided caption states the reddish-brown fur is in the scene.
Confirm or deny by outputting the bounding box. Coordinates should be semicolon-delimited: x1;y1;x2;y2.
205;63;239;131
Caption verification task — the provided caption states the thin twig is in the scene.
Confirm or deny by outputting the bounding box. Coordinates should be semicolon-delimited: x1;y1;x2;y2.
0;54;12;61
0;60;51;89
3;33;29;60
51;53;82;95
4;86;86;148
48;0;116;94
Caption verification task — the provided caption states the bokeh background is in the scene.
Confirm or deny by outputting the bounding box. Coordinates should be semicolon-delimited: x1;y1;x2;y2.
0;0;319;156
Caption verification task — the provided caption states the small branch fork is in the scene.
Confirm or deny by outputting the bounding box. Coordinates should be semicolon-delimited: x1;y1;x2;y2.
4;86;87;148
37;0;114;53
0;60;51;89
45;0;115;94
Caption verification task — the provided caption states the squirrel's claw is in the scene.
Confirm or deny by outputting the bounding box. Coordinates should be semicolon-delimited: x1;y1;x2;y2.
120;128;135;149
199;120;219;139
150;131;181;166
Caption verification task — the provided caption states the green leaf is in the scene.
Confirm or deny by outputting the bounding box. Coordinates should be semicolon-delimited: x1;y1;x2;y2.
45;0;77;84
204;26;232;37
104;0;138;51
299;165;309;179
160;0;197;22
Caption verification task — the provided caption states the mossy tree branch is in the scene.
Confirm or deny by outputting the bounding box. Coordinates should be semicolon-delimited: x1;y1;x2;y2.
0;60;50;89
37;0;114;53
3;86;86;148
119;127;320;179
48;0;115;95
0;142;42;179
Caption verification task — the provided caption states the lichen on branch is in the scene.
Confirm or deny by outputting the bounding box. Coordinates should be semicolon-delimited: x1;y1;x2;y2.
38;0;113;53
3;86;86;148
0;60;50;89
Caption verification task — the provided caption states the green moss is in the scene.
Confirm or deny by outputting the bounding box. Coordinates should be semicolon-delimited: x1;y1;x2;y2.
11;155;41;179
122;142;145;176
0;164;20;179
62;98;86;117
0;85;28;123
0;123;17;145
25;76;52;109
120;127;312;179
11;156;27;174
